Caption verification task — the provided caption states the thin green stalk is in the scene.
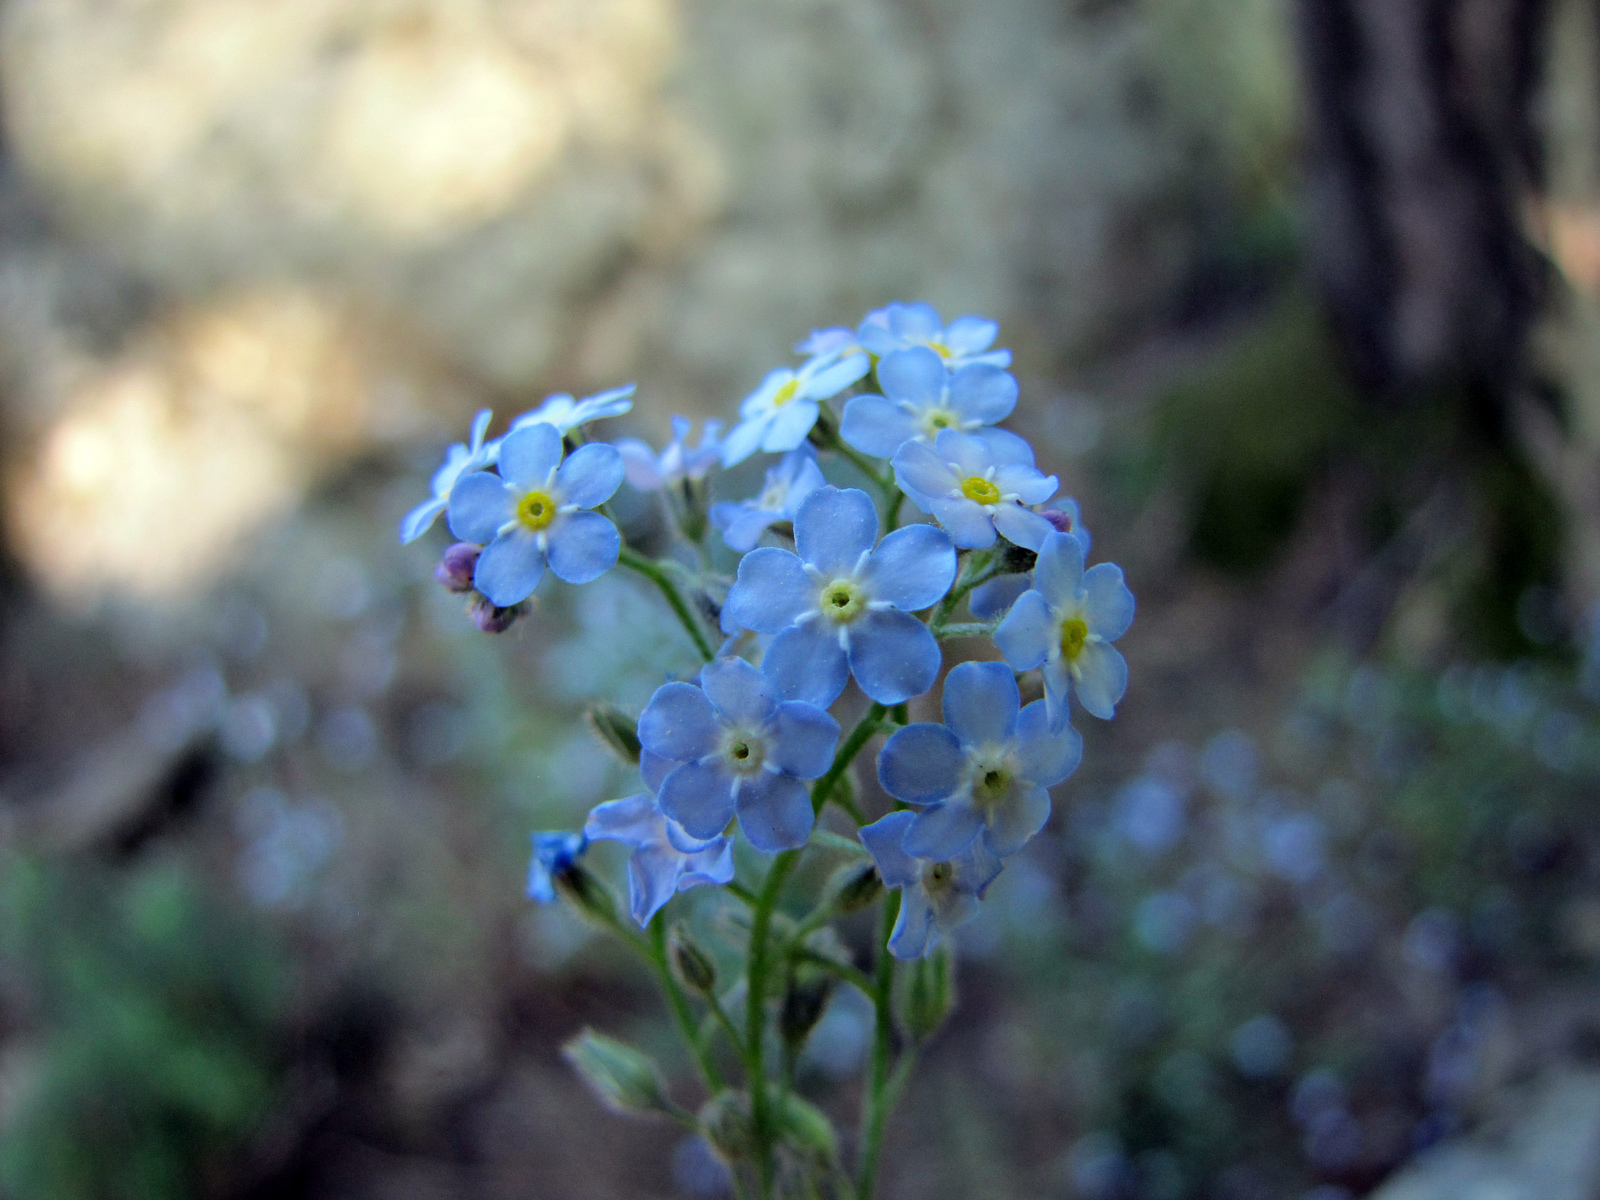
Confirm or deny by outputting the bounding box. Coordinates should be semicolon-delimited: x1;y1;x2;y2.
929;548;1002;631
747;849;801;1199
857;890;901;1200
931;620;999;641
619;545;716;662
790;946;875;996
884;488;906;531
648;916;724;1090
812;705;888;815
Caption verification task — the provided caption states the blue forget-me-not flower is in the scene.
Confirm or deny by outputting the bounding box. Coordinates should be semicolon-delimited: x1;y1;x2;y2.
584;792;735;927
859;810;1003;959
401;409;496;543
969;497;1092;622
857;303;1012;369
710;447;828;553
841;346;1017;458
617;416;724;491
721;353;870;467
994;531;1135;728
527;830;587;903
892;428;1058;551
447;422;624;607
878;661;1082;860
724;486;956;707
510;384;636;435
639;657;840;852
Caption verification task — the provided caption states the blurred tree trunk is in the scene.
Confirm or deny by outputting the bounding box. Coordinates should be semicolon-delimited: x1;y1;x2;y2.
1297;0;1552;400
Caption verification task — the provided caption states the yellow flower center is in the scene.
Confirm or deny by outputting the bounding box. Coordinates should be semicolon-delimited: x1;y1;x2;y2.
919;408;959;438
820;579;866;624
1060;616;1089;660
927;340;953;360
516;490;558;531
961;476;1001;505
772;378;800;407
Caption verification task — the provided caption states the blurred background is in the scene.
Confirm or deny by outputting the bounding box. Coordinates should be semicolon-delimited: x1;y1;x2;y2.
4;0;1600;1197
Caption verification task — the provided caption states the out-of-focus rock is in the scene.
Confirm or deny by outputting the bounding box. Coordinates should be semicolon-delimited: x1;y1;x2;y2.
1368;1071;1600;1200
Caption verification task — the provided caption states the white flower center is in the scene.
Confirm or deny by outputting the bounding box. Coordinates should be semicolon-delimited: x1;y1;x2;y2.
721;728;767;776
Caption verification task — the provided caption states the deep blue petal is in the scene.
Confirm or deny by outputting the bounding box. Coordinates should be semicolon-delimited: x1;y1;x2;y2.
498;423;563;488
859;811;921;888
994;589;1053;672
795;486;879;576
699;657;778;727
859;524;956;612
877;723;965;806
735;773;814;852
877;346;946;405
903;802;985;860
887;892;936;959
583;793;657;846
639;682;719;761
447;472;513;543
658;759;738;840
556;442;625;509
767;702;840;779
847;610;941;704
968;573;1031;622
840;394;919;458
546;510;620;584
725;548;814;634
992;504;1054;552
1032;532;1086;608
1014;699;1082;786
627;844;683;926
947;363;1016;423
984;783;1051;858
941;661;1020;749
928;496;998;549
762;623;849;709
474;530;546;606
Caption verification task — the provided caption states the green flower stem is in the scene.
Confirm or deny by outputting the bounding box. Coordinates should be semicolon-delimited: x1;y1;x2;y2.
618;545;716;662
857;889;902;1200
725;880;760;907
789;946;876;996
884;488;906;530
931;621;999;641
747;848;802;1199
707;990;749;1066
811;705;889;816
648;915;725;1091
931;548;999;629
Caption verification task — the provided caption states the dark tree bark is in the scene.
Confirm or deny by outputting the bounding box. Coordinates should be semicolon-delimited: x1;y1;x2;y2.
1297;0;1553;399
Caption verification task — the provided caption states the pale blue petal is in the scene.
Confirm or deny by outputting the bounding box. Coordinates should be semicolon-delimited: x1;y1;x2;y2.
498;423;564;488
994;590;1053;671
640;749;675;794
968;573;1031;621
1042;657;1073;732
762;623;849;709
401;496;447;543
1032;532;1086;607
665;816;717;854
984;784;1052;858
935;429;1001;474
995;465;1058;507
1082;563;1135;641
859;812;920;888
735;773;813;852
943;316;999;355
992;504;1055;552
711;503;778;553
941;661;1019;748
859;524;957;611
447;472;514;543
474;529;546;606
928;496;998;549
803;352;870;398
954;838;1005;899
468;409;494;449
840;394;920;457
699;657;777;726
973;427;1036;466
761;398;820;452
627;844;683;926
658;759;738;840
720;416;768;467
928;885;980;935
547;511;620;584
877;346;946;405
679;839;736;890
786;457;828;514
617;439;662;490
889;303;942;340
847;609;942;704
947;364;1016;424
1073;642;1128;720
1014;700;1083;786
877;723;964;806
639;682;719;762
584;795;659;850
556;442;625;509
795;487;878;575
767;702;840;779
726;548;814;633
892;440;959;507
903;801;984;860
888;892;936;959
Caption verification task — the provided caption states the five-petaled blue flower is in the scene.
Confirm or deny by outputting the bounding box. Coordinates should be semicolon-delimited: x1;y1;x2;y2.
994;531;1135;728
618;416;724;491
858;303;1012;369
877;661;1082;861
510;384;636;435
841;346;1017;458
969;497;1092;621
724;486;956;707
638;658;840;853
527;830;587;903
447;422;624;607
721;353;870;467
401;409;496;544
794;327;862;370
710;447;827;553
892;429;1058;552
859;810;1003;959
583;792;734;927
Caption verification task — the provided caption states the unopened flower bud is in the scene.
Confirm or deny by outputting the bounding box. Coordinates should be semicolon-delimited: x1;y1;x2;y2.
779;967;834;1049
699;1090;755;1162
562;1028;672;1116
669;925;717;995
553;862;621;926
434;542;481;592
999;541;1038;574
900;946;956;1042
1042;509;1078;534
467;594;528;634
776;1091;838;1169
587;704;642;765
828;861;883;914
